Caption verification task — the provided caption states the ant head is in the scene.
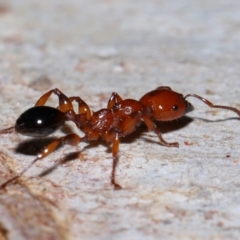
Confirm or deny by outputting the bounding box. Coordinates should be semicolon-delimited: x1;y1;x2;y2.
140;88;194;121
15;106;66;137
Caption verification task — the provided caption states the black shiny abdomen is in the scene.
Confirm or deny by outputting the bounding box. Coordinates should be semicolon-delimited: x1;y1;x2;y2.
15;106;66;137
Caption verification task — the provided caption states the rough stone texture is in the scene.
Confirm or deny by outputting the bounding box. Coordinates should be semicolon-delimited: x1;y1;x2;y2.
0;0;240;239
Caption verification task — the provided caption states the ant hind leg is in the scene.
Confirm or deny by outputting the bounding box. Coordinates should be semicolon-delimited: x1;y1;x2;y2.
35;88;74;112
0;133;84;189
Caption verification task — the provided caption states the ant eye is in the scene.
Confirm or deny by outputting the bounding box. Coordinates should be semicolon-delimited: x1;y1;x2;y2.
172;105;178;111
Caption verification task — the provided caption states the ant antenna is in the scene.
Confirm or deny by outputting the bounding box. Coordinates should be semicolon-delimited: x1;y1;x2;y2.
184;93;240;117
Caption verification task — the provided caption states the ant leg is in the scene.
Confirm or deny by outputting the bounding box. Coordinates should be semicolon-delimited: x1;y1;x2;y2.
185;94;240;116
105;113;143;190
107;92;123;109
69;96;92;119
0;133;84;189
156;86;172;91
142;114;179;147
0;126;15;134
103;130;122;189
111;134;122;190
35;88;74;112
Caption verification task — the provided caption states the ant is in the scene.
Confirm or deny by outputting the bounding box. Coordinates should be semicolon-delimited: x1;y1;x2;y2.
0;86;239;190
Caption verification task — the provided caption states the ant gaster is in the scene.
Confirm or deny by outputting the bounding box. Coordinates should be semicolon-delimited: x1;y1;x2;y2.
1;86;240;190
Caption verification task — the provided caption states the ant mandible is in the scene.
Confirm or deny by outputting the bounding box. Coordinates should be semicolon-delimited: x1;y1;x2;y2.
0;86;240;190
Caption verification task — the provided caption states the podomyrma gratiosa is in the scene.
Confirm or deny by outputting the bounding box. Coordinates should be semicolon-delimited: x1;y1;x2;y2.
1;86;239;189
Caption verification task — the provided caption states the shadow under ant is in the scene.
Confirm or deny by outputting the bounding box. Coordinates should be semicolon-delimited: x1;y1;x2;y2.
15;137;61;156
193;116;240;123
14;114;238;157
13;115;238;178
38;151;80;177
15;116;193;156
15;138;83;178
156;116;194;133
14;136;110;178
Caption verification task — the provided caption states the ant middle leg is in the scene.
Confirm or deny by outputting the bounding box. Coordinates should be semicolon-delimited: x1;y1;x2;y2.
111;134;121;190
69;96;92;119
103;130;122;190
105;113;143;190
107;92;123;109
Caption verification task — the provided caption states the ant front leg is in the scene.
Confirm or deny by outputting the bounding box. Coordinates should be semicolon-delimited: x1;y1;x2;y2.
35;88;74;112
0;133;84;189
142;114;179;147
107;92;123;109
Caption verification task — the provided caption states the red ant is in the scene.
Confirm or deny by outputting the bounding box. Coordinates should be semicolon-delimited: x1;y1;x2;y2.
0;86;240;190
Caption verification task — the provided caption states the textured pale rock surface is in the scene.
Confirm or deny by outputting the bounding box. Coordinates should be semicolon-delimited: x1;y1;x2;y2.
0;0;240;239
